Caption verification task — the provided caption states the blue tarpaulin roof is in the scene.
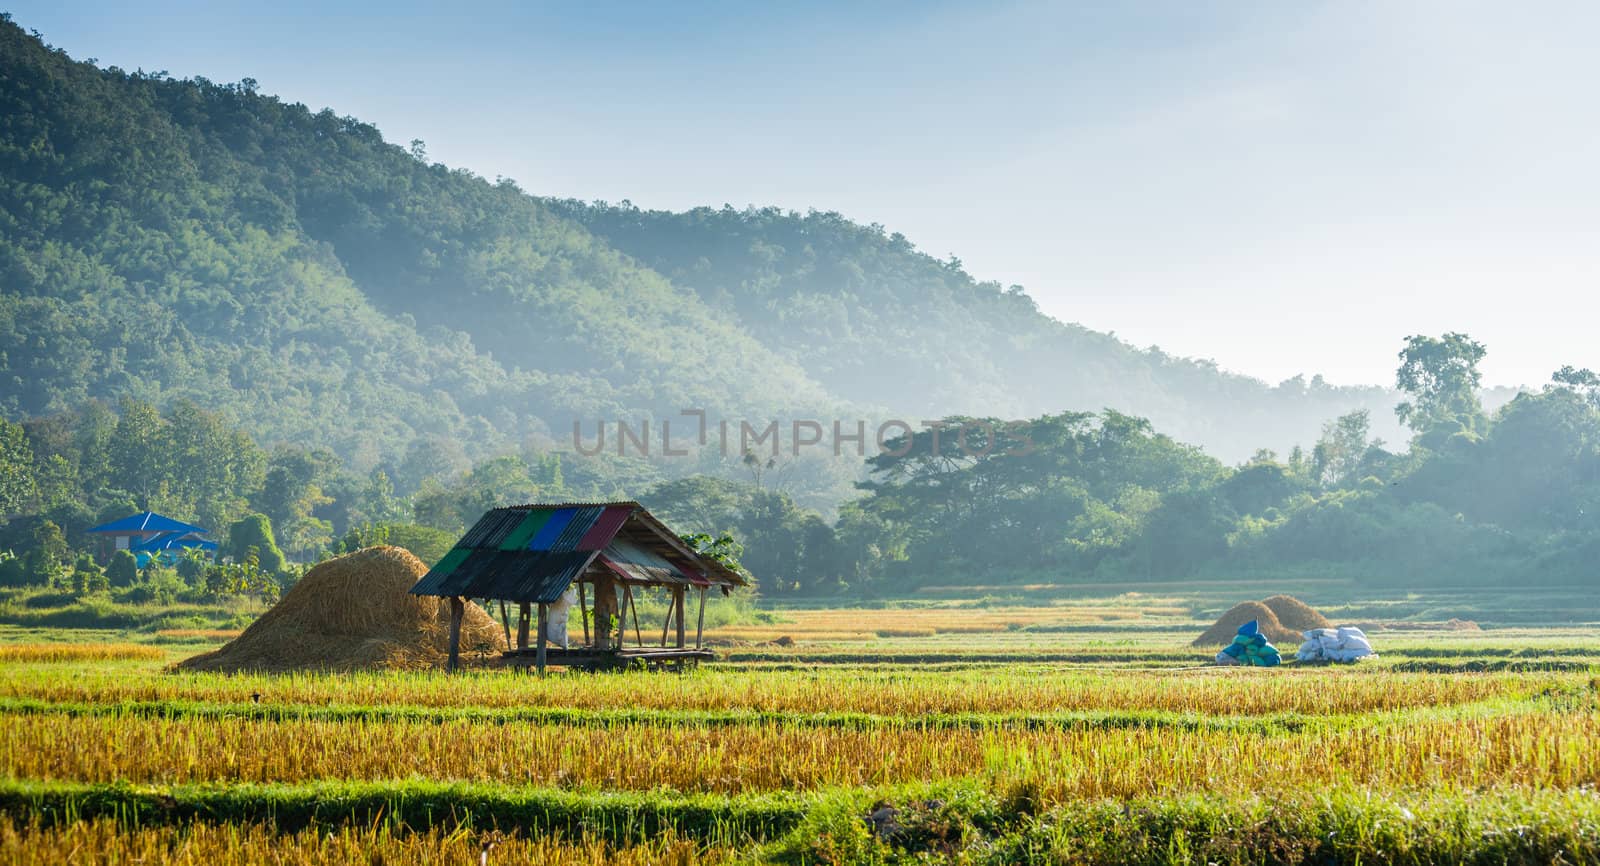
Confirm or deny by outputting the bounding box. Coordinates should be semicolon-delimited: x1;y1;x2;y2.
130;531;219;554
87;511;209;536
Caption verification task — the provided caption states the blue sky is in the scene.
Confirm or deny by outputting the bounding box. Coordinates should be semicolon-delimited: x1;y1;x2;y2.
10;1;1597;387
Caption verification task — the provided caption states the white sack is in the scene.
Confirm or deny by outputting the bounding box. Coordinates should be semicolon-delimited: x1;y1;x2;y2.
545;588;577;649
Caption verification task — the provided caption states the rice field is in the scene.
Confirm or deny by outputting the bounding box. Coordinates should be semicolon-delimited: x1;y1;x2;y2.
0;590;1596;864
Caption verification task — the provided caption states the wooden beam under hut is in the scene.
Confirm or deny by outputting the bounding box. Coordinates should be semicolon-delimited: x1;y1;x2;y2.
695;586;707;649
578;582;590;646
447;596;464;672
623;583;642;646
674;586;686;648
536;601;548;677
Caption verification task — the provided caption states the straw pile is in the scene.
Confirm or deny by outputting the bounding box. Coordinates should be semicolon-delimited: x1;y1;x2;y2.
1191;600;1303;647
178;546;504;673
1260;594;1333;632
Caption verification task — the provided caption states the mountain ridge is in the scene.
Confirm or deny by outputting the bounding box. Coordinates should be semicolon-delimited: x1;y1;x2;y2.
2;15;1413;486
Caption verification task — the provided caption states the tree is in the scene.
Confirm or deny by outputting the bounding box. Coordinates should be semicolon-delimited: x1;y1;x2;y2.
224;513;286;574
108;400;171;510
379;523;455;565
1551;366;1600;409
106;549;139;587
23;520;69;586
1395;333;1487;437
1311;410;1373;487
0;417;33;515
359;468;403;525
71;554;109;594
176;546;210;587
254;448;337;558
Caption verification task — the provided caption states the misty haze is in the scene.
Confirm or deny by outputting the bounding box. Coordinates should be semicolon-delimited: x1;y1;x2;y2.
0;5;1596;865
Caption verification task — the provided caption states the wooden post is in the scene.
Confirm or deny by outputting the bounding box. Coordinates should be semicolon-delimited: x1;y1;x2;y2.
695;586;707;649
447;596;464;672
498;600;512;650
578;582;590;647
535;602;548;677
623;584;643;646
673;586;686;648
517;602;530;652
615;584;627;648
660;591;674;647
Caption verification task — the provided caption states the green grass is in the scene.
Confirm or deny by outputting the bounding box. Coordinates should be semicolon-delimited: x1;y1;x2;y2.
0;781;1596;865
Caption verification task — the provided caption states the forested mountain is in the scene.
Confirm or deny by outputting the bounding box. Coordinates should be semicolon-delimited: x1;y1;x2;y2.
1;17;1410;480
547;201;1409;456
0;18;834;472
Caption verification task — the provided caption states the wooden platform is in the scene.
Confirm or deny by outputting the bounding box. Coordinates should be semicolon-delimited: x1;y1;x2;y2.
503;646;715;671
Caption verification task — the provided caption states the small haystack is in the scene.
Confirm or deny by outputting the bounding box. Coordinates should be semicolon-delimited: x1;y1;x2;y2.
1260;594;1332;633
1192;601;1302;647
179;546;503;673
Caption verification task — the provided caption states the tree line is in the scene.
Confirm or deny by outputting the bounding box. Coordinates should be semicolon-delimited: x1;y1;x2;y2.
2;334;1596;600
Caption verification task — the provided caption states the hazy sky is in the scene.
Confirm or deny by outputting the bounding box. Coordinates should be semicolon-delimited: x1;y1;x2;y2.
11;1;1597;387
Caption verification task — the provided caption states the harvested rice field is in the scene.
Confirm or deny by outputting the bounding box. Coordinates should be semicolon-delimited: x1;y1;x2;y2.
0;586;1597;864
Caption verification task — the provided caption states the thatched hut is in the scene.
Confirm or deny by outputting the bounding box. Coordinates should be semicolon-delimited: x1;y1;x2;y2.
409;501;748;672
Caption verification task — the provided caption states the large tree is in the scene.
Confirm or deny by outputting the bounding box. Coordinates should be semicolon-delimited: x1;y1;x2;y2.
0;417;33;515
1312;409;1373;487
1395;332;1488;439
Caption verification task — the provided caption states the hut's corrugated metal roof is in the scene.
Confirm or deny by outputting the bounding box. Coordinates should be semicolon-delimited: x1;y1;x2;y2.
409;502;748;603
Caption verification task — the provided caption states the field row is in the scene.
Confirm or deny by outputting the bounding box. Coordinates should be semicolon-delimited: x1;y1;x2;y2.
0;817;716;866
0;693;1541;735
2;709;1596;797
0;664;1573;716
1;783;1598;865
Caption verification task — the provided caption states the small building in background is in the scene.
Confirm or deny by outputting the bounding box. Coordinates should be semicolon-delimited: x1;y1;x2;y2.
86;511;218;566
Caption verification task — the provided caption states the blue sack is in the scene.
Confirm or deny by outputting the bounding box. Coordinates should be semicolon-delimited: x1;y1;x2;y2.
1237;619;1261;637
1221;643;1245;658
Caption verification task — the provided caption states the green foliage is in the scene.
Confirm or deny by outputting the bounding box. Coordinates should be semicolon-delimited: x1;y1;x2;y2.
175;546;209;587
68;555;108;595
680;532;746;573
338;522;455;566
105;550;138;588
201;551;279;602
223;513;284;574
1396;332;1488;437
0;416;33;514
646;477;829;594
1312;409;1374;486
12;521;70;587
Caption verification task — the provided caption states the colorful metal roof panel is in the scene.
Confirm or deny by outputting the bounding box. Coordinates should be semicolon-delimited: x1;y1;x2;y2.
410;501;748;603
598;538;686;584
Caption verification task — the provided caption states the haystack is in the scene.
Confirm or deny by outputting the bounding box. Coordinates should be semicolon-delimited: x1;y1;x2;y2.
1192;601;1301;647
178;546;504;673
1260;595;1332;633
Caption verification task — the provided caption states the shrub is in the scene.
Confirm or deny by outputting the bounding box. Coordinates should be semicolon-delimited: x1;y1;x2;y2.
70;555;109;595
224;514;285;573
106;550;139;587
